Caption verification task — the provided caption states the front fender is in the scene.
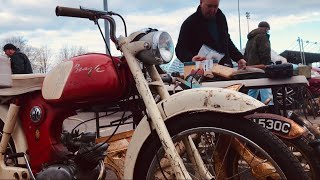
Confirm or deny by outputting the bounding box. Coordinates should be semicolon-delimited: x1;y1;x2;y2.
124;87;265;179
158;87;265;118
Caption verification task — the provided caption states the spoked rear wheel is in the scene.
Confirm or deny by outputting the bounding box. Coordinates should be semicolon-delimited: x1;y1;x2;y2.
133;112;308;180
276;86;297;108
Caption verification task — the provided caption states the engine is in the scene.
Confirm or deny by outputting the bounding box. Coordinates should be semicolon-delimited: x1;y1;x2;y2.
36;132;108;180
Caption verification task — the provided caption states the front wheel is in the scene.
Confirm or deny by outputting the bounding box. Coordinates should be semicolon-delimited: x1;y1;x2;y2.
133;112;308;179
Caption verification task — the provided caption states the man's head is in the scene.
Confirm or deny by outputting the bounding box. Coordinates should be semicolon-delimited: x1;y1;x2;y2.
200;0;220;19
258;21;270;32
3;43;17;57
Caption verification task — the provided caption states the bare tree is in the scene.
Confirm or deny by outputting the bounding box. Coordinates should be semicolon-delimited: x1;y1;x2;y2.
0;36;40;71
1;36;28;51
57;45;88;62
32;45;53;73
1;36;89;73
0;36;28;56
1;36;39;64
0;36;54;73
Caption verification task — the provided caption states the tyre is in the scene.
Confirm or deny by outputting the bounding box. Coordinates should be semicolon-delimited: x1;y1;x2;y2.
284;137;320;180
133;112;308;179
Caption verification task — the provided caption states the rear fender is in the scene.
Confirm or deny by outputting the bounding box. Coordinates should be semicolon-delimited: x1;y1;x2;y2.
245;113;306;139
123;87;265;179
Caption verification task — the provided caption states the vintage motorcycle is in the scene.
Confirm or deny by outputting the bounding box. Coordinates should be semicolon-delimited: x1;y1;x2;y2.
0;6;309;180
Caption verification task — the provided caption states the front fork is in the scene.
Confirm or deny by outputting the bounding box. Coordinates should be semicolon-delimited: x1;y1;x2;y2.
122;41;192;179
0;103;31;180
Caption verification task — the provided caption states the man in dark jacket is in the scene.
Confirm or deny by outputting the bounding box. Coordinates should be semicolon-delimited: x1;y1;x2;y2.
175;0;246;69
244;21;273;105
3;43;33;74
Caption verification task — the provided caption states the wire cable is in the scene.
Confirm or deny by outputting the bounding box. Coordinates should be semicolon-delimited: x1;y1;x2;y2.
108;11;127;37
95;20;123;86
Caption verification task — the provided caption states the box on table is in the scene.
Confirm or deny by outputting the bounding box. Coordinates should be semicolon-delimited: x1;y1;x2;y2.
298;65;311;78
0;56;12;88
184;60;218;78
211;64;236;79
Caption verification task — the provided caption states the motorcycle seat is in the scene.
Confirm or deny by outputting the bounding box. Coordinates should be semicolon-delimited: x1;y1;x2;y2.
0;73;45;96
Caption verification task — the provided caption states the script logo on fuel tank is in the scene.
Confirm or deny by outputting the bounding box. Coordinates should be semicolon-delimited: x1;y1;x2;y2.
73;64;105;76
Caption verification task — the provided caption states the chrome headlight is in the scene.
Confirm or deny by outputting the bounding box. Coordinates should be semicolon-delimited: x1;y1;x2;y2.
137;31;174;65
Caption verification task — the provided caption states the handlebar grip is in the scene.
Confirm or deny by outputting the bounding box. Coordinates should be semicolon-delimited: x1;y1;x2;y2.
56;6;95;19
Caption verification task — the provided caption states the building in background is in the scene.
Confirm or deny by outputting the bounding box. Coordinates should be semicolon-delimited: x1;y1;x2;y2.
281;50;320;67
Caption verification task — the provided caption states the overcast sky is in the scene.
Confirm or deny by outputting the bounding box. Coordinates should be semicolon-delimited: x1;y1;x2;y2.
1;0;320;59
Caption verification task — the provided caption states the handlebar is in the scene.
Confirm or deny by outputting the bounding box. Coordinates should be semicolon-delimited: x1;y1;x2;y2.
56;6;95;19
55;6;118;45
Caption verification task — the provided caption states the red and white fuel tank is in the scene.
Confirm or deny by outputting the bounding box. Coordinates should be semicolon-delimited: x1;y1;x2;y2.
42;53;131;104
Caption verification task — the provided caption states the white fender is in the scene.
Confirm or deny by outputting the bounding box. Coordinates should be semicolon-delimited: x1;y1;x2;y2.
123;87;265;178
0;105;28;164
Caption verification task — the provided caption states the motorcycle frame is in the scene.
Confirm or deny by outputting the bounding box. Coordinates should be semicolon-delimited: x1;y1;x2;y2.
0;104;31;179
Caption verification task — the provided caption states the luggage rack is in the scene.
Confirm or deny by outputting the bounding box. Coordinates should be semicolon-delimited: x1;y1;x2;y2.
95;112;134;138
88;96;145;138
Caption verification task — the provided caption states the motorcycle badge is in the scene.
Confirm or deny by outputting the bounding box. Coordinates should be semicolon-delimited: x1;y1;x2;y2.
30;106;43;124
35;128;40;141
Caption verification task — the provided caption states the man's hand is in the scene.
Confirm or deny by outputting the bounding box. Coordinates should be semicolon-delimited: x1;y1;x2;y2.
192;55;206;62
237;59;246;69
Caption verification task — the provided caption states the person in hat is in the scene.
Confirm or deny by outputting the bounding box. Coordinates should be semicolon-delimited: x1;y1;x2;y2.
244;21;273;106
175;0;246;69
244;21;272;68
3;43;33;74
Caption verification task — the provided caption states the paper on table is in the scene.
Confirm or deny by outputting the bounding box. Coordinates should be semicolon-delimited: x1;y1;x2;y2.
198;44;225;62
195;60;213;72
196;45;225;72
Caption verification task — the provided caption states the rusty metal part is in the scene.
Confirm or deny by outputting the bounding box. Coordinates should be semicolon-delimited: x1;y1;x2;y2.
96;130;134;180
225;83;244;92
214;135;231;179
232;138;281;179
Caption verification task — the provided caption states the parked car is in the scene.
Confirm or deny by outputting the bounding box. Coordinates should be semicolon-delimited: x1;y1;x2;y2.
307;67;320;98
